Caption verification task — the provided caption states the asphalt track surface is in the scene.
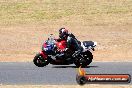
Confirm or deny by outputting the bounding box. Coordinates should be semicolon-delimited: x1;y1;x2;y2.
0;62;132;85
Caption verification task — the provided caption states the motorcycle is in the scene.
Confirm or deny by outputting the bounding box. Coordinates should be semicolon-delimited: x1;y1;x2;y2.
33;34;97;67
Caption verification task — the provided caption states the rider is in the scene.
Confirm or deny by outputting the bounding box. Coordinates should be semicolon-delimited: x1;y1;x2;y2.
58;28;83;58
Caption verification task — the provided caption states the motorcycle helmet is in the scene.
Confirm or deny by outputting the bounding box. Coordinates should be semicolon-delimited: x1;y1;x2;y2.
59;28;69;39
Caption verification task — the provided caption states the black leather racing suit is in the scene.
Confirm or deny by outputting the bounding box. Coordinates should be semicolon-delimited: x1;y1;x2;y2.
66;33;83;58
57;33;83;58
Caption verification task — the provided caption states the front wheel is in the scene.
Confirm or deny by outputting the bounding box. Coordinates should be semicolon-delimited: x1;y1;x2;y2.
33;53;49;67
74;51;93;67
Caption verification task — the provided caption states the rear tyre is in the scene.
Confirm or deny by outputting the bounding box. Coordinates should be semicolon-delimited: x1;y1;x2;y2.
33;53;49;67
74;51;93;68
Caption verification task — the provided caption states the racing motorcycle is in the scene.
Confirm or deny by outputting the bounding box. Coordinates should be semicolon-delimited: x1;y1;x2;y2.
33;34;97;67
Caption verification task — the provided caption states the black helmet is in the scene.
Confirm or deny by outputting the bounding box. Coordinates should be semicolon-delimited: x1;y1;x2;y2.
59;28;68;39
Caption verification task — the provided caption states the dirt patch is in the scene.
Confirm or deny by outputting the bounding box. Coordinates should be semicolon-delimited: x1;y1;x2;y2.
0;0;132;62
0;23;132;62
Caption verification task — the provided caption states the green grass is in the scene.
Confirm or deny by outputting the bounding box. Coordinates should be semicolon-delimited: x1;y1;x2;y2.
0;0;132;25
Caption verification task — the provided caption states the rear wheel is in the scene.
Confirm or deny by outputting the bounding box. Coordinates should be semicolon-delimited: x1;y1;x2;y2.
74;51;93;67
33;53;49;67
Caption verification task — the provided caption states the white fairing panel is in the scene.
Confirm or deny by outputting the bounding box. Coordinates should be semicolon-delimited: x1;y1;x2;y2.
81;41;97;52
93;42;97;47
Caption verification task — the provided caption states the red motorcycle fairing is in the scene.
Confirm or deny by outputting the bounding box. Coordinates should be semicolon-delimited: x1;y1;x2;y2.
43;43;47;48
39;51;48;60
56;40;67;52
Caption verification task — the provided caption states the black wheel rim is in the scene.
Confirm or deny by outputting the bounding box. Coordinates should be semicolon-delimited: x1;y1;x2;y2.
83;54;90;61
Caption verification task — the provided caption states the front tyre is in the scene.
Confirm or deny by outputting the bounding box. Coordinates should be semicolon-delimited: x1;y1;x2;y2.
33;53;49;67
74;51;93;67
